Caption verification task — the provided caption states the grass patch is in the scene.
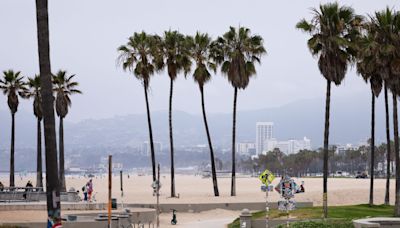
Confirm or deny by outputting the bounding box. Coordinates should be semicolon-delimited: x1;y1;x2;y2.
276;219;353;228
228;204;394;228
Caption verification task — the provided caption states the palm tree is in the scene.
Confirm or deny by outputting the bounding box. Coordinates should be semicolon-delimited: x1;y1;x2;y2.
384;82;392;206
35;0;61;224
26;75;44;188
53;70;81;192
355;29;383;206
296;3;362;217
118;32;162;182
0;70;27;187
188;32;219;196
368;8;400;215
213;26;266;196
161;30;191;197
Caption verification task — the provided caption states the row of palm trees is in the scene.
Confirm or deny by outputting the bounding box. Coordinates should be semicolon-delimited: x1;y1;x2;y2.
296;3;400;217
118;27;266;197
0;70;80;191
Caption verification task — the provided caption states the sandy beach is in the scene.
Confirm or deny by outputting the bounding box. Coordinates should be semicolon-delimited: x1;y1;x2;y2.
0;174;395;227
0;174;395;205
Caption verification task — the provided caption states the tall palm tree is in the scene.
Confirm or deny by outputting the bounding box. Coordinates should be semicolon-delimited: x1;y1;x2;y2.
0;70;27;187
35;0;61;224
296;3;362;217
161;30;191;197
188;32;219;196
384;82;392;205
368;8;400;215
118;32;162;182
53;70;81;192
213;26;266;196
356;29;383;206
26;75;44;188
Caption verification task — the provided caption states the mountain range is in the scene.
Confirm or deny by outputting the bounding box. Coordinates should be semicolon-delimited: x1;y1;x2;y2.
0;94;392;151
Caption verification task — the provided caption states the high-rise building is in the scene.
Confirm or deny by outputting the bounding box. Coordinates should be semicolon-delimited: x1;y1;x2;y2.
256;122;274;154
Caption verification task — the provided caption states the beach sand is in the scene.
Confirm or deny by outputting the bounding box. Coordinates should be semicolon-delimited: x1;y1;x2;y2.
0;174;396;227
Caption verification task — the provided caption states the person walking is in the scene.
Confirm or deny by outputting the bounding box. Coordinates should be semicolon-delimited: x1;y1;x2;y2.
87;179;93;202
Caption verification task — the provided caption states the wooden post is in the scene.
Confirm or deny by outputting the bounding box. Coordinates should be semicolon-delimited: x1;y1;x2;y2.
156;163;160;228
108;155;112;228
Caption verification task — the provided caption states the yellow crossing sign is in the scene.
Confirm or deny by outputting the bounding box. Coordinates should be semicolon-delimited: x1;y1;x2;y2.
259;169;275;185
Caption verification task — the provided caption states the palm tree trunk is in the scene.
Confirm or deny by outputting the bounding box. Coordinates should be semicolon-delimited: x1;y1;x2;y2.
384;84;391;205
35;0;61;224
199;85;219;197
9;113;15;187
169;78;175;198
393;91;400;216
59;117;66;192
231;87;238;196
144;85;156;182
36;118;43;188
323;80;331;218
369;89;375;206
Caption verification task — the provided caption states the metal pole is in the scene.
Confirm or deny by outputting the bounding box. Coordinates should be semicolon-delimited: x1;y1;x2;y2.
108;155;112;228
286;198;289;228
156;163;160;228
265;187;269;228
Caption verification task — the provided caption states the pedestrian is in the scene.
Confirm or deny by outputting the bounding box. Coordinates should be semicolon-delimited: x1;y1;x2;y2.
87;179;93;202
82;184;88;201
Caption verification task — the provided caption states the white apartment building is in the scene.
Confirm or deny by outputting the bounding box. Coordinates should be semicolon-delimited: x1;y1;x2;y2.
265;137;311;155
236;142;256;156
256;122;274;154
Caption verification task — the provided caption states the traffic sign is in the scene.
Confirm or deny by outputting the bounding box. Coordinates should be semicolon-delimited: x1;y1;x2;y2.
259;169;275;185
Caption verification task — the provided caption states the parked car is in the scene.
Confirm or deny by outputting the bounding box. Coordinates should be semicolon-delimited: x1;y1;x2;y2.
355;172;368;179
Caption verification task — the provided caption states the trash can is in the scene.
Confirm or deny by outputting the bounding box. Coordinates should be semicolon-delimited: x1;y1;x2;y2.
112;198;117;209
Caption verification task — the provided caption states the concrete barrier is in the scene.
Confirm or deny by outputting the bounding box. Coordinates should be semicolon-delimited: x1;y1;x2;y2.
0;191;80;202
125;201;313;213
353;217;400;228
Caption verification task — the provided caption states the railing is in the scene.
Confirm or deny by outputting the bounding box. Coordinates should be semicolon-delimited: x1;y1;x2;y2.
0;187;44;202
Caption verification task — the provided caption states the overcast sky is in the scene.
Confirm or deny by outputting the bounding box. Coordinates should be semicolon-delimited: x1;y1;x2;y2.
0;0;398;122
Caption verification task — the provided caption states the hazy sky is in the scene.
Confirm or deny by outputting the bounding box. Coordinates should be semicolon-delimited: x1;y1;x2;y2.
0;0;398;122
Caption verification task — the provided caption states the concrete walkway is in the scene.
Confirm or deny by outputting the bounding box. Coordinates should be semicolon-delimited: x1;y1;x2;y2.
183;218;234;228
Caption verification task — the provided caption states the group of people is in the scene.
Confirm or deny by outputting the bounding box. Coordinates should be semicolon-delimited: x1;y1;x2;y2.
81;179;93;202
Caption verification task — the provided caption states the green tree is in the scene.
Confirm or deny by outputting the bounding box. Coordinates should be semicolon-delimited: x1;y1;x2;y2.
213;26;265;196
296;2;362;217
118;32;162;182
356;25;383;206
26;75;44;188
368;8;400;215
35;0;61;224
162;30;191;197
53;70;81;192
0;70;27;187
188;32;219;196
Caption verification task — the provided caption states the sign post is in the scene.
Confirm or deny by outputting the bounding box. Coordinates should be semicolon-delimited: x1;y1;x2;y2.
258;169;275;228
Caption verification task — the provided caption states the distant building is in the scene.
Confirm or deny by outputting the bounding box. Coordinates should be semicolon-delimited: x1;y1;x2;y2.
265;137;311;155
236;142;256;156
335;143;358;155
256;122;274;154
142;141;162;155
